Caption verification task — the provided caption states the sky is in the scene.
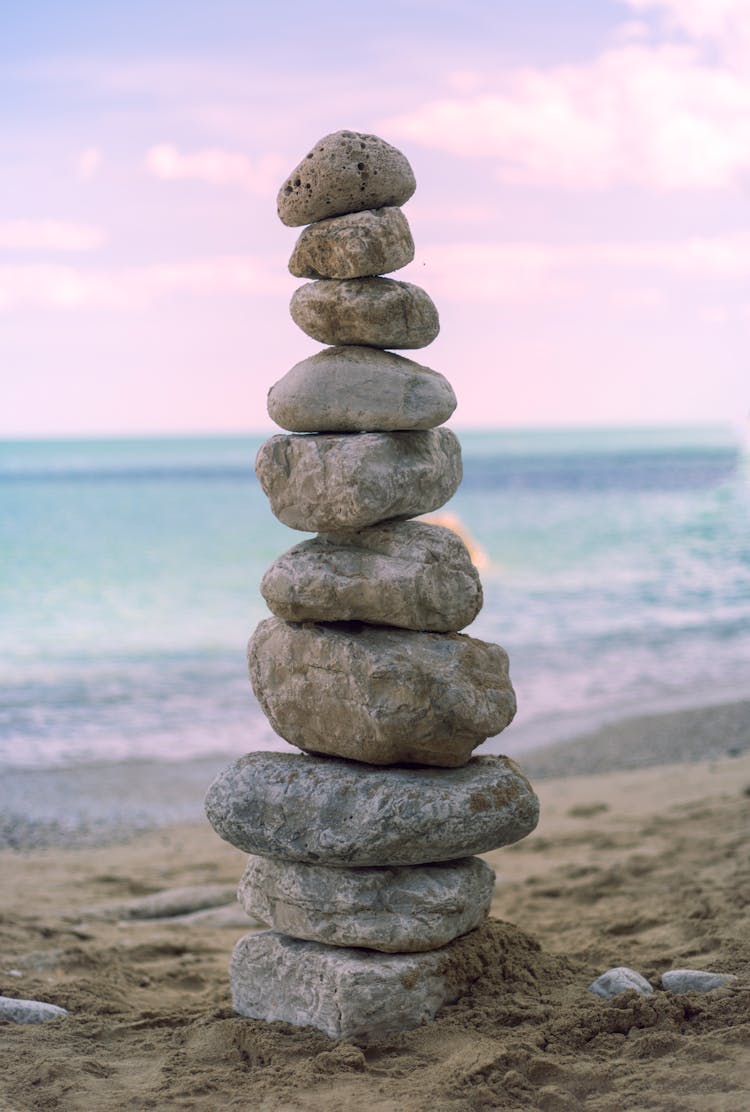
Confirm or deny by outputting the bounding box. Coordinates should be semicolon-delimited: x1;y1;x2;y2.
2;0;749;436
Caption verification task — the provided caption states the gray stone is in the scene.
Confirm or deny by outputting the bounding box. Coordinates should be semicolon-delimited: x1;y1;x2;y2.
289;207;414;279
290;277;439;350
587;967;654;999
204;751;539;866
237;855;495;952
230;920;504;1042
277;130;416;227
81;884;238;921
267;346;456;433
260;521;482;631
0;995;68;1023
248;619;515;767
255;429;462;533
661;969;738;994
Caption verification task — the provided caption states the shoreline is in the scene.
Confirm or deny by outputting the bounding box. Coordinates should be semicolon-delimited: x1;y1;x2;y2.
1;696;748;851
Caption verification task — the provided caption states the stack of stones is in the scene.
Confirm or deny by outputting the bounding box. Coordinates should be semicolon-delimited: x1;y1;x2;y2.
205;130;540;1044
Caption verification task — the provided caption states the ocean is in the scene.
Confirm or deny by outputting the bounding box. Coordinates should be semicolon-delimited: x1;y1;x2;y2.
1;426;748;772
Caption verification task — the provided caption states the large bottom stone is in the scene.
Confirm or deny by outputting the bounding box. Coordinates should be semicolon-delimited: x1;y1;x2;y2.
231;921;503;1042
237;855;495;952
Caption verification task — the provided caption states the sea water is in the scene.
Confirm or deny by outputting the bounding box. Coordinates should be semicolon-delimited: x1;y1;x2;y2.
1;426;748;771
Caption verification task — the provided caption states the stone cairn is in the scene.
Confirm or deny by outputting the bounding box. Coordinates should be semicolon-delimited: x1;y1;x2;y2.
205;130;540;1044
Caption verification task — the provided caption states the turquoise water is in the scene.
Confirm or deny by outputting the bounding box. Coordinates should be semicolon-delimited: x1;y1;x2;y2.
1;426;748;769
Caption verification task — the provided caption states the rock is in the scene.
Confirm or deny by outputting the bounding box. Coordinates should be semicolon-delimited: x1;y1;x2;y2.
237;855;495;952
587;967;654;999
230;919;504;1042
289;207;414;279
248;619;515;766
260;521;482;631
255;429;462;533
290;277;439;350
0;995;68;1023
80;884;238;921
267;346;456;433
277;130;416;227
661;969;738;994
204;751;539;866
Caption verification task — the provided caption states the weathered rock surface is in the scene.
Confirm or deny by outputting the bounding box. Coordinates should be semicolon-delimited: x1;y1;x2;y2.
237;855;495;952
260;521;482;631
277;130;416;227
661;969;738;994
204;751;539;866
255;429;462;533
289;207;414;279
290;277;439;349
231;919;506;1041
248;619;515;766
587;968;654;999
0;995;68;1023
267;346;455;433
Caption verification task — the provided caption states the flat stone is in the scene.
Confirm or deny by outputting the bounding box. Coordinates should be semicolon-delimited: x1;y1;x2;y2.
80;884;238;921
237;855;495;952
267;346;456;433
661;969;738;994
277;130;416;227
255;429;462;533
204;751;539;866
230;919;506;1042
0;995;68;1023
260;521;482;631
248;619;515;766
289;207;414;279
290;277;439;349
587;967;654;999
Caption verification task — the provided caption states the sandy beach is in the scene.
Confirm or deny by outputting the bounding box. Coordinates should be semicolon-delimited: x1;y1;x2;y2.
1;699;748;1111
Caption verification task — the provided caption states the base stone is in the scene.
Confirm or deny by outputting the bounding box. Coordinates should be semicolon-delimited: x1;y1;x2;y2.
230;921;503;1042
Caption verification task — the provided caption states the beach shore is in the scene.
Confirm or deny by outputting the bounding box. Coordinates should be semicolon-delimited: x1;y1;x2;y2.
1;699;748;1110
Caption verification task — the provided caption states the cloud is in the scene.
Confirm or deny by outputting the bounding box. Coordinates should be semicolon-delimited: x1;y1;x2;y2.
380;27;750;190
404;233;750;301
0;220;106;252
76;147;102;180
0;255;290;311
145;143;285;194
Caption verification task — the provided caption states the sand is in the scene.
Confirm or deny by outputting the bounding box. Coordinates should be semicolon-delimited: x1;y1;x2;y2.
1;702;749;1111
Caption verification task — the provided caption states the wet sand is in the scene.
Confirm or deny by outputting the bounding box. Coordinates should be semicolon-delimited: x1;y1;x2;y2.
1;700;748;1110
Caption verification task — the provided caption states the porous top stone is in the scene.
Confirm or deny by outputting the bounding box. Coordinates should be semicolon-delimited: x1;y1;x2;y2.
277;130;416;227
290;277;439;350
255;429;462;533
238;855;495;953
231;923;501;1042
204;751;540;866
248;619;516;767
267;346;456;433
260;520;482;631
289;207;414;279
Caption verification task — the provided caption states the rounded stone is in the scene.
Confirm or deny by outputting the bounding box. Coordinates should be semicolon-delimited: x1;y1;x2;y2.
238;855;495;952
267;346;456;433
277;130;416;227
661;969;738;994
204;751;540;866
289;207;414;279
260;521;482;631
290;277;439;349
587;968;654;999
254;429;462;533
0;995;68;1023
248;619;515;767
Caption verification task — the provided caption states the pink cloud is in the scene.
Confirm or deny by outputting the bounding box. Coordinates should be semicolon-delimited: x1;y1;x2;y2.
145;143;285;194
0;220;106;251
76;147;102;180
380;39;750;190
0;255;291;312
